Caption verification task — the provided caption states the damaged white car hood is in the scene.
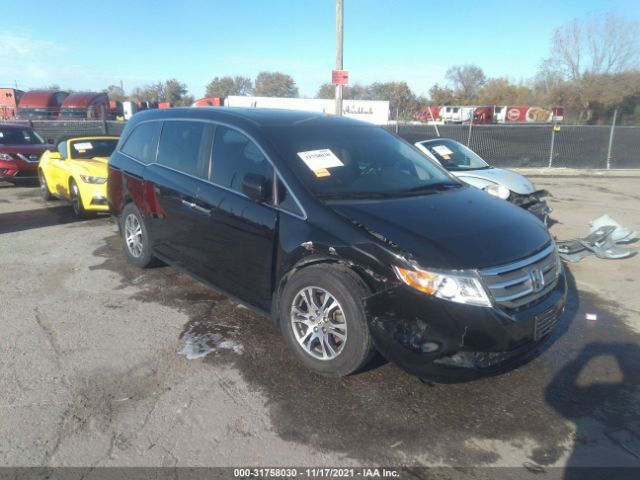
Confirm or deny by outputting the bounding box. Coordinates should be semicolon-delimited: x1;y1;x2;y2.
453;167;536;195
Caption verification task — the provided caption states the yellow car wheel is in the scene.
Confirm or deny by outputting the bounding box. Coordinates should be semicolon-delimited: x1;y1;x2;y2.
69;179;86;217
38;170;52;201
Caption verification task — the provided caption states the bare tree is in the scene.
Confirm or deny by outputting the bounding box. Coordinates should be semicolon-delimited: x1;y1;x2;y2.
445;65;486;103
545;11;640;81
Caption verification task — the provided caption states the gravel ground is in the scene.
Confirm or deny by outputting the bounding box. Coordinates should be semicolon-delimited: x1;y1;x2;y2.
0;176;639;477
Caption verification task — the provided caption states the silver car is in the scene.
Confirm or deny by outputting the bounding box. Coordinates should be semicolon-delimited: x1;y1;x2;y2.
415;138;551;224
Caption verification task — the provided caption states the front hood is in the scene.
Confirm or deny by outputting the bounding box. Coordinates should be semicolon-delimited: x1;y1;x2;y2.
329;186;550;270
454;168;535;194
0;144;51;155
69;157;109;177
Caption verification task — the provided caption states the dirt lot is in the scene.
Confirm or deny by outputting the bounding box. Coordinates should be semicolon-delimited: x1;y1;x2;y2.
0;175;639;477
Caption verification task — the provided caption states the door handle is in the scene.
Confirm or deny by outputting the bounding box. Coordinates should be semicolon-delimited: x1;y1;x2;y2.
181;199;211;216
192;204;212;216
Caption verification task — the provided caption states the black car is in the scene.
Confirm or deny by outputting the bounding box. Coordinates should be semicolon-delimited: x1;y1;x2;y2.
107;108;567;381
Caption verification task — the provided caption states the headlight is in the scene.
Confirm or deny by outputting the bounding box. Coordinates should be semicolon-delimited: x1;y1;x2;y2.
79;175;107;184
393;265;492;307
0;153;14;161
484;183;510;200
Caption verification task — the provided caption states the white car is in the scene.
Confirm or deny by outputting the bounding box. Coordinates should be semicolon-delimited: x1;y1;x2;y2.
415;138;551;224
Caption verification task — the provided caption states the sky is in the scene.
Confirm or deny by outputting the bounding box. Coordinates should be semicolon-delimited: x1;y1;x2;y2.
1;0;639;99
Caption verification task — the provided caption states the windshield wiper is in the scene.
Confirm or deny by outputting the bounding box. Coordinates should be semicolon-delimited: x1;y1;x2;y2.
317;191;398;200
399;182;462;194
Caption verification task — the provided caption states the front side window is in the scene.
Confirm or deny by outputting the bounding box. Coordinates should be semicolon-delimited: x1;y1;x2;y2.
212;126;273;194
121;121;161;164
157;121;211;178
264;125;458;200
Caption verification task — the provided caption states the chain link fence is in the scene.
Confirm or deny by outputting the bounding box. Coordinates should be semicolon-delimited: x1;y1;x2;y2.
388;123;640;169
6;119;639;169
10;120;126;142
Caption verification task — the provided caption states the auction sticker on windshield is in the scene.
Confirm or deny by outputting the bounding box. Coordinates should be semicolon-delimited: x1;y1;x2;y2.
432;145;454;156
73;142;93;151
297;149;344;172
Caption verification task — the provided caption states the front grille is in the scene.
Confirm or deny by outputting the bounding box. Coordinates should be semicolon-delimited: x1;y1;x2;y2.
534;306;559;340
17;153;40;163
480;243;561;311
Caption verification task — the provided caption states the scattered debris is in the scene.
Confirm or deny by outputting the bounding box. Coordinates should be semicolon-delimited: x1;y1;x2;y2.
585;313;598;321
557;215;637;262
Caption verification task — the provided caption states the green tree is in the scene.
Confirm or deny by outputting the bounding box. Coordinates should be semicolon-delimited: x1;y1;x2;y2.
315;82;373;100
205;76;252;98
130;80;193;106
428;83;456;104
254;72;298;97
163;78;192;106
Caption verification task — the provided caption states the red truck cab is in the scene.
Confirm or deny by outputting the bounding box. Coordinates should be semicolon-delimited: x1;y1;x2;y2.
0;88;25;120
59;92;109;120
17;90;68;119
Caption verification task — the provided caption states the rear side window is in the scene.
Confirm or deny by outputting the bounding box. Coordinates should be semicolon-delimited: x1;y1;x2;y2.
212;126;273;194
157;121;212;178
121;121;160;164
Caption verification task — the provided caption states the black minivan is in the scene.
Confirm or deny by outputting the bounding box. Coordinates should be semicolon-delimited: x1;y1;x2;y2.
108;108;566;381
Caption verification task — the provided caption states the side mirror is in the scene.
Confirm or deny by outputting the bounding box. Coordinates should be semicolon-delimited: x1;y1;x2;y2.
241;173;268;202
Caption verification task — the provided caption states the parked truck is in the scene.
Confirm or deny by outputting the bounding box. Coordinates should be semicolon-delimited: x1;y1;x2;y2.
17;90;68;119
59;92;109;120
494;106;565;123
0;88;24;120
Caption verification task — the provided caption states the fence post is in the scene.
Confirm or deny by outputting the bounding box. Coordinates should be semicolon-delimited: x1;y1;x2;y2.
606;108;618;170
466;114;473;146
548;126;556;168
102;120;108;135
427;106;440;137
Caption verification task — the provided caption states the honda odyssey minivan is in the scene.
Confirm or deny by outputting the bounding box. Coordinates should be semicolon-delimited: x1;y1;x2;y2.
107;108;567;381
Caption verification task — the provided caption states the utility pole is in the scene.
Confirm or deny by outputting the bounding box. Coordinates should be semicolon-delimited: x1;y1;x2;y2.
335;0;343;115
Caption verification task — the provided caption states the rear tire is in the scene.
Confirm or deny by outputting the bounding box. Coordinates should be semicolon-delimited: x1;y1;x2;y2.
39;170;52;201
279;264;375;377
121;203;155;268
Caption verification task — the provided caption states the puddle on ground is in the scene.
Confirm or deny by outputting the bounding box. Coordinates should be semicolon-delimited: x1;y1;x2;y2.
179;320;244;359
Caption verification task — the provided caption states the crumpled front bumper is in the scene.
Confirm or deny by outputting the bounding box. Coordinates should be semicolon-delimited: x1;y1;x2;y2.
364;268;567;382
510;189;552;223
508;190;553;225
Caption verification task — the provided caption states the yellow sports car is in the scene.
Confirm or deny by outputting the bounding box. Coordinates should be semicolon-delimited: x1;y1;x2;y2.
38;136;118;216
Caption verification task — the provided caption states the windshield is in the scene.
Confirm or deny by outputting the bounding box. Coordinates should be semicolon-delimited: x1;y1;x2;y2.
264;125;459;199
0;127;45;145
69;139;118;159
418;139;489;171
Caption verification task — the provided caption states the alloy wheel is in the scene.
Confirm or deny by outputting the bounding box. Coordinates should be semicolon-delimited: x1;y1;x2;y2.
290;286;347;360
124;214;144;258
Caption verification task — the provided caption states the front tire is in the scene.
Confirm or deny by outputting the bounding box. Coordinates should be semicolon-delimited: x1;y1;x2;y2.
279;264;375;377
39;170;52;201
121;203;155;268
69;179;86;217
